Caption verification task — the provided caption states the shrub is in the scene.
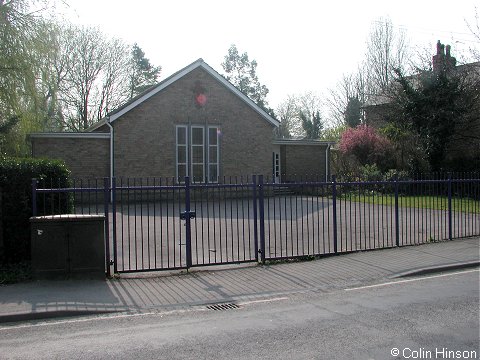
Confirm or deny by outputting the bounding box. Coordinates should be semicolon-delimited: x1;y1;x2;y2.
339;124;394;172
360;164;383;182
0;157;71;264
384;169;411;181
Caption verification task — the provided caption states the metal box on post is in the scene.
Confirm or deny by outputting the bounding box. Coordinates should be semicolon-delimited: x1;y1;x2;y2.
30;215;105;279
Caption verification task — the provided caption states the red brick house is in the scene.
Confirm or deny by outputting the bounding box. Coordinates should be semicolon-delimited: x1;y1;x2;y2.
363;41;480;168
30;59;333;182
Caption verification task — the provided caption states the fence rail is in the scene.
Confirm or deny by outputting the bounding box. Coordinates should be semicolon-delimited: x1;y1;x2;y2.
32;174;480;275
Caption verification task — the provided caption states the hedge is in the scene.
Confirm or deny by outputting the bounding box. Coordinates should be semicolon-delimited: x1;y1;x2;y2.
0;157;71;264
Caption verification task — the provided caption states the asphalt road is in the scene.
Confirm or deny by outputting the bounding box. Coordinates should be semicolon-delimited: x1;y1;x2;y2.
1;269;478;360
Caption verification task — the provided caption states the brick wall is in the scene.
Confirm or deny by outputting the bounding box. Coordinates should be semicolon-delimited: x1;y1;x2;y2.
283;145;328;180
364;103;391;128
31;137;109;179
113;67;276;179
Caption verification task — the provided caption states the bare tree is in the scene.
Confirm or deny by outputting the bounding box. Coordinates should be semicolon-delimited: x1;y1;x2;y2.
409;44;436;72
56;25;134;131
365;17;410;95
325;18;409;129
31;23;161;132
72;27;107;129
465;6;480;61
275;92;323;138
326;66;368;126
96;38;130;120
1;1;163;154
274;95;296;139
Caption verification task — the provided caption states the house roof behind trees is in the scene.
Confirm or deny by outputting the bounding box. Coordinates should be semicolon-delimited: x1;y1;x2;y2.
363;41;480;109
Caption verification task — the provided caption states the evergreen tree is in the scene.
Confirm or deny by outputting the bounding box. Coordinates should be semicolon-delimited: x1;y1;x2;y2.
221;44;274;116
128;43;161;98
344;97;362;127
300;110;323;139
392;66;480;171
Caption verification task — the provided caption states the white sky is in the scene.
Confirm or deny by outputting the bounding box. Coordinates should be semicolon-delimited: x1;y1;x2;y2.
57;0;479;111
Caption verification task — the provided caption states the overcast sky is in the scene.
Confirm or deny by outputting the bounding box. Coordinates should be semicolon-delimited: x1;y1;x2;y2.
58;0;479;110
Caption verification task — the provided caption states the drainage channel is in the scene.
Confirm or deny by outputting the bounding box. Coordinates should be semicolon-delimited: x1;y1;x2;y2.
205;303;241;311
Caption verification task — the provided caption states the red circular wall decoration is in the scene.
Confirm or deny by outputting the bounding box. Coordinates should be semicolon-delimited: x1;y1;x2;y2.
193;81;207;108
195;93;207;107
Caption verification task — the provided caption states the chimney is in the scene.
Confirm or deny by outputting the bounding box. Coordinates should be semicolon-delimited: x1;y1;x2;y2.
432;40;456;73
445;44;457;69
432;40;444;72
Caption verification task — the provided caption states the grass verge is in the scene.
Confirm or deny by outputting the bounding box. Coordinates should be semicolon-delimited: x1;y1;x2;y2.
339;193;480;214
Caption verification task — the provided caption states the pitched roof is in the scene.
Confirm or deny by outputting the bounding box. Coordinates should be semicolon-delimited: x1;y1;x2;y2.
363;61;480;108
89;58;279;131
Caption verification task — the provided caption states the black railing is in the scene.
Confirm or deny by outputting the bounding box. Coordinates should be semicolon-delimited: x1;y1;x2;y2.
32;174;480;274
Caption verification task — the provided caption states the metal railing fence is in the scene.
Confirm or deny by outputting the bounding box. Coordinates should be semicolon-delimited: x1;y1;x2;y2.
32;174;480;274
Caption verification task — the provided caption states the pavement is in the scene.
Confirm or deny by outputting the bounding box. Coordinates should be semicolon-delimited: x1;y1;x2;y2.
0;237;479;324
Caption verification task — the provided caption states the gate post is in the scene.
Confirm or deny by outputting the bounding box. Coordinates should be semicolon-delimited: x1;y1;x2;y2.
103;177;111;277
252;175;259;262
332;175;338;254
258;175;266;264
448;173;452;241
184;176;193;268
394;176;400;247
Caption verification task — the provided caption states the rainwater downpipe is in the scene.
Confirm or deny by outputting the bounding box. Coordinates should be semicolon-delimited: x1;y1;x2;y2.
105;116;114;202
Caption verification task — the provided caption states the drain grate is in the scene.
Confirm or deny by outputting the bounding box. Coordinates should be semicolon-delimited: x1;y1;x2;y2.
206;303;240;311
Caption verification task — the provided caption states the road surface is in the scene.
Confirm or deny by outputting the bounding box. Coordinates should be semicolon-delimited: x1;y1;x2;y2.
1;269;478;359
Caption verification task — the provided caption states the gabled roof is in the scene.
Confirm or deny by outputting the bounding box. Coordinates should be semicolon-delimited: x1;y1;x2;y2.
89;58;279;131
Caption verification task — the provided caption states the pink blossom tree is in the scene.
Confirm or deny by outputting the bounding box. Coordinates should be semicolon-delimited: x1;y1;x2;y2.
339;125;393;171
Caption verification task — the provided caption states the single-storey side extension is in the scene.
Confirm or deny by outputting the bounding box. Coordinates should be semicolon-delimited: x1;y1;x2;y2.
30;59;333;182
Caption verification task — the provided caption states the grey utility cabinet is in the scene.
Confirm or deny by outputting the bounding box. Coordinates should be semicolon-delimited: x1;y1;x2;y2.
30;215;105;279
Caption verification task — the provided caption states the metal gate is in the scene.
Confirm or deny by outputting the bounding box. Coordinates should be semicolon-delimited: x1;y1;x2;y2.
111;176;259;273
